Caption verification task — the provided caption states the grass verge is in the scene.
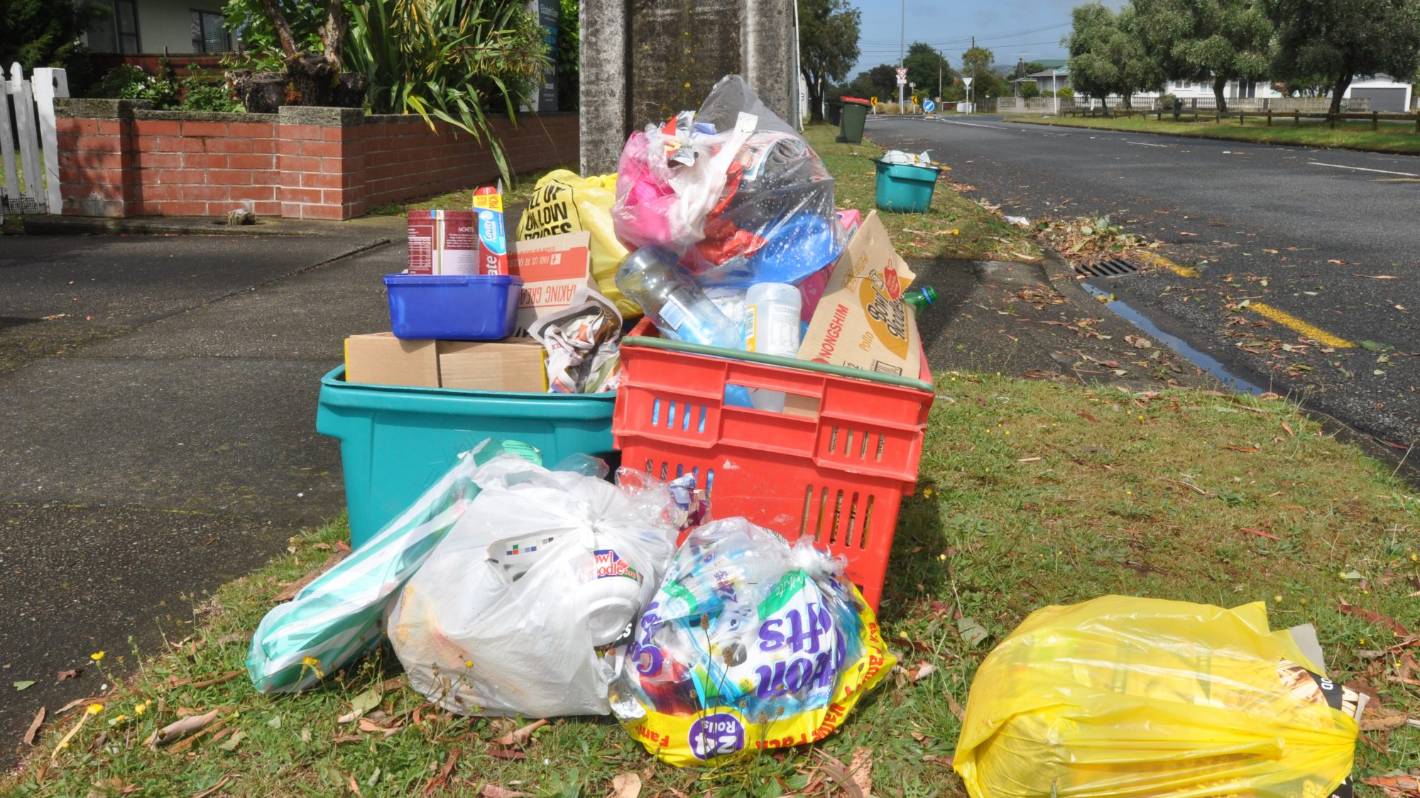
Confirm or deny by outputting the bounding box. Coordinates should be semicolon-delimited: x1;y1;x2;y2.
4;378;1416;797
1006;113;1420;155
803;124;1041;262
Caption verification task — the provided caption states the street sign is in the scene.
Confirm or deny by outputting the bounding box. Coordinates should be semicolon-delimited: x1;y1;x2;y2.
923;99;936;113
896;66;908;86
963;77;974;88
870;96;878;106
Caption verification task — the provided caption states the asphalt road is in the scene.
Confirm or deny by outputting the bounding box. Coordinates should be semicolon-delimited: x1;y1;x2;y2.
0;230;398;769
866;115;1418;449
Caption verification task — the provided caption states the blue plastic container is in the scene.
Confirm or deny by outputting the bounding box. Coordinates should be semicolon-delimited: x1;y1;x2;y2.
874;161;940;213
384;274;522;340
316;366;616;548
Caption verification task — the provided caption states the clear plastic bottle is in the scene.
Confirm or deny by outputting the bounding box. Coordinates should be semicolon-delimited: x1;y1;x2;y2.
743;283;802;412
616;247;742;350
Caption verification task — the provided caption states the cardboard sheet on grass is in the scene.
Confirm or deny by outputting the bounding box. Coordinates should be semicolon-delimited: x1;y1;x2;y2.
798;211;922;378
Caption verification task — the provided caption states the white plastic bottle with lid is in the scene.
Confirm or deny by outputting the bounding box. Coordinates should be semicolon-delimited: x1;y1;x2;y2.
742;282;802;411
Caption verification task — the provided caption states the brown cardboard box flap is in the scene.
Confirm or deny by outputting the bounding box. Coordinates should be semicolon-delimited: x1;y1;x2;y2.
345;333;546;392
797;211;923;377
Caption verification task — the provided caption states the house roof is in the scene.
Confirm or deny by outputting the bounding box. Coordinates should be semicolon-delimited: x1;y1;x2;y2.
1027;67;1069;78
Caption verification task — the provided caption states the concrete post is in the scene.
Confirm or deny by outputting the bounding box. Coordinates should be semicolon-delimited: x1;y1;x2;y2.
579;0;799;174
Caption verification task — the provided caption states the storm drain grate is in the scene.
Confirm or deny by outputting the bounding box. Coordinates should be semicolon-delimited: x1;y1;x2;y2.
1074;258;1140;278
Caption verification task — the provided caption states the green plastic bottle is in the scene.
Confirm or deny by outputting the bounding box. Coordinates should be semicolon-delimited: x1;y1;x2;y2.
904;285;938;311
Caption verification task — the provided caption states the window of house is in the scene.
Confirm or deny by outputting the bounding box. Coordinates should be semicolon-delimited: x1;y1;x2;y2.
115;0;141;53
191;10;232;53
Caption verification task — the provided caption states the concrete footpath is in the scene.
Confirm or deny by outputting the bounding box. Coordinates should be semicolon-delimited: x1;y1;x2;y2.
0;227;402;767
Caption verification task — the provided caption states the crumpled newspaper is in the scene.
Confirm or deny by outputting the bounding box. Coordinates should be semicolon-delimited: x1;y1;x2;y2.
881;149;935;167
528;287;623;394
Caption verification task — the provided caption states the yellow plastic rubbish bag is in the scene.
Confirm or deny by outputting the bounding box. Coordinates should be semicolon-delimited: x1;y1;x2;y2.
515;170;636;317
954;596;1360;798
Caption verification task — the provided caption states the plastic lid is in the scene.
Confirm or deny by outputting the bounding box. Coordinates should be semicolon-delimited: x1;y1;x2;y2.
383;273;521;286
841;96;873;107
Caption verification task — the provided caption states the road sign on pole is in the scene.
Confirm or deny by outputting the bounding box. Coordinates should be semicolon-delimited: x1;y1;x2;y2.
923;99;936;114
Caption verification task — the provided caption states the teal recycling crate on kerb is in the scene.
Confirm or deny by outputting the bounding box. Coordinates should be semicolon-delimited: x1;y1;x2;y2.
316;366;616;548
874;161;940;213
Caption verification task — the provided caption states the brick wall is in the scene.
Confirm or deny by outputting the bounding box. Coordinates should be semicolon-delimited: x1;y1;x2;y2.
55;100;579;221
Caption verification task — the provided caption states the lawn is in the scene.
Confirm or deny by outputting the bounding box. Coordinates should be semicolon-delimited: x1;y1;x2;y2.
5;124;1416;798
6;378;1416;797
1006;113;1420;155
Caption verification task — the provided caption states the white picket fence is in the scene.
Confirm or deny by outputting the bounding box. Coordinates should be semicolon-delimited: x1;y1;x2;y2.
1;64;69;217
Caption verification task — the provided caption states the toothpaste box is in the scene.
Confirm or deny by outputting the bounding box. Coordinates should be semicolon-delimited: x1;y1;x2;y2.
473;185;508;276
406;210;476;275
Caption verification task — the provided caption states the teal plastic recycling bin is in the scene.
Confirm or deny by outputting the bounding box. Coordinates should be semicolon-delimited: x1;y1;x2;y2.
316;366;616;548
875;160;940;213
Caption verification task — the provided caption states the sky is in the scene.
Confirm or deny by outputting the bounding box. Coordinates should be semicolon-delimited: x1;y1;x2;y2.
846;0;1122;76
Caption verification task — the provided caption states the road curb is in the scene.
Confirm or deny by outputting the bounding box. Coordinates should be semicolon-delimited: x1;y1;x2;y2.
21;215;405;238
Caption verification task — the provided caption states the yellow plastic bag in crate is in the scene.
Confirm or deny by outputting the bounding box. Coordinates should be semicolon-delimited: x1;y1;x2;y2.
515;170;636;317
954;596;1359;798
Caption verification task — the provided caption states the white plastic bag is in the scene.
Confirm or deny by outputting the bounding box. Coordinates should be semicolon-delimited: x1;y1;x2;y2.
386;463;680;717
246;440;540;693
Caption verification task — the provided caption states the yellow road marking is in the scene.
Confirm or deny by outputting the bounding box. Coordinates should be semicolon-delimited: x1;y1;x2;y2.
1136;251;1198;278
1247;302;1355;348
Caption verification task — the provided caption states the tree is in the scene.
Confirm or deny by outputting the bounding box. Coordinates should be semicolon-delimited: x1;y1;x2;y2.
1019;80;1041;99
798;0;862;123
904;42;954;98
1068;3;1164;111
959;45;1010;100
1263;0;1420;115
0;0;98;90
842;64;899;102
1133;0;1272;114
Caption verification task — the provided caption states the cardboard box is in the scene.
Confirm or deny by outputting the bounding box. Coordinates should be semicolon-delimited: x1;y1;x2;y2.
473;186;508;276
797;211;923;377
407;210;477;275
508;231;595;333
345;333;547;392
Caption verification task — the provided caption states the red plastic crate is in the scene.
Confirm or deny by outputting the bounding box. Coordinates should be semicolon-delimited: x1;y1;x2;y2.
613;325;934;610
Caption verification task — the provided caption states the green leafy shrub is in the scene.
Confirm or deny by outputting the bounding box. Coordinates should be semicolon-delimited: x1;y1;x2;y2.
344;0;549;182
89;64;179;109
180;70;242;112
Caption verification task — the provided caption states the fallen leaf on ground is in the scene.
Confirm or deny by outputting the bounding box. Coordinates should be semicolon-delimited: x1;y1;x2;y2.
485;747;527;761
482;786;531;798
56;669;80;683
849;748;874;797
87;778;138;796
492;718;547;747
946;692;965;721
147;709;219;748
337;688;383;724
421;750;459;797
957;616;989;647
909;662;936;682
609;772;642;798
346;773;362;797
1360;706;1412;732
56;696;104;715
23;707;45;746
1339;600;1412;637
358;716;403;738
1362;774;1420;797
814;751;866;798
1240;527;1280;541
13;680;35;691
274;548;352;603
190;773;233;798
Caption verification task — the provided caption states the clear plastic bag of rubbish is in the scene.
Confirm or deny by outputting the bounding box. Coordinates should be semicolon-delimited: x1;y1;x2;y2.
612;76;843;289
385;463;681;717
953;596;1362;798
245;440;541;693
610;518;895;767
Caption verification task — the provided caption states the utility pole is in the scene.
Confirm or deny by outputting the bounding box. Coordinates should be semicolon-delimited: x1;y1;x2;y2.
970;35;976;111
938;62;942;101
898;0;905;113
